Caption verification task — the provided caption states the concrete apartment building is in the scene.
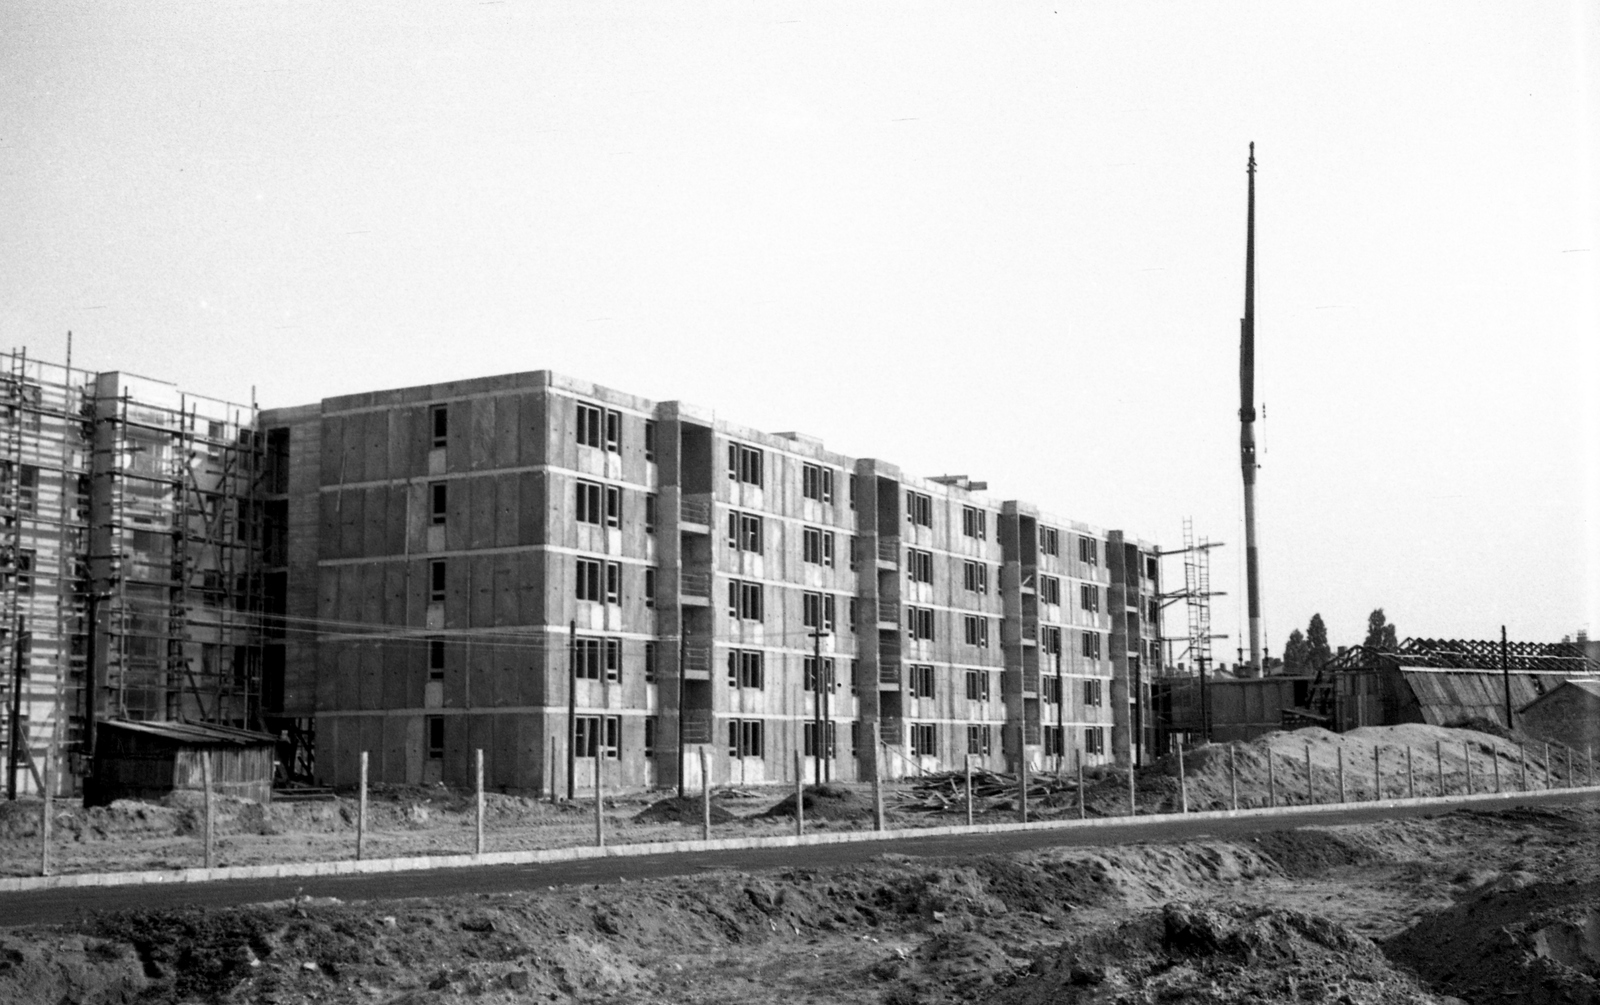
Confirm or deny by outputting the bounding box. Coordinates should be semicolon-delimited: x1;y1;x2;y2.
0;349;1162;799
260;369;1164;795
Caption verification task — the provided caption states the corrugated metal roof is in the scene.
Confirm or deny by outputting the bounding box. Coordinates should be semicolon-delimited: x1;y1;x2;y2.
1400;670;1572;725
100;719;277;746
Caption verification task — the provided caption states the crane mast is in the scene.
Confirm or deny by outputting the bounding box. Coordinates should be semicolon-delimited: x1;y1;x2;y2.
1239;143;1263;677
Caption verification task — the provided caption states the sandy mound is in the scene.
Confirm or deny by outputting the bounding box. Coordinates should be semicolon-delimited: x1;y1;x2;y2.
1147;723;1590;811
633;795;738;825
996;900;1437;1005
760;784;876;822
1386;875;1600;1004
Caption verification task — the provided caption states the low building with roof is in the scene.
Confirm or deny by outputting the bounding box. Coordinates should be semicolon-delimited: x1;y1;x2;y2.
1517;679;1600;754
85;719;278;807
1286;638;1600;733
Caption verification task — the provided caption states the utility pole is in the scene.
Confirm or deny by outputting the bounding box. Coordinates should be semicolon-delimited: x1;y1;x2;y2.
566;620;576;801
1055;641;1064;772
6;617;22;800
1501;625;1512;729
1239;142;1264;677
810;629;827;786
676;633;686;799
1133;653;1143;767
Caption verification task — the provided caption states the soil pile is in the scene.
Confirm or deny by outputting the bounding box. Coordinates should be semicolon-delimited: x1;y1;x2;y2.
1386;874;1600;1004
760;783;876;822
4;807;1598;1004
633;795;739;824
997;901;1439;1005
1137;723;1591;813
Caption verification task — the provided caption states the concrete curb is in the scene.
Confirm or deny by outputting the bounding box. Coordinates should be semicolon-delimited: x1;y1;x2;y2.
4;784;1597;895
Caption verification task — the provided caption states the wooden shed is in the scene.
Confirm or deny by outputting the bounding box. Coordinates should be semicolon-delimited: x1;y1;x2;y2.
85;719;277;807
1518;680;1600;754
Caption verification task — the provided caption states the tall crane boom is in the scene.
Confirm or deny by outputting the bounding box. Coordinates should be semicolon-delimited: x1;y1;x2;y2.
1239;143;1263;677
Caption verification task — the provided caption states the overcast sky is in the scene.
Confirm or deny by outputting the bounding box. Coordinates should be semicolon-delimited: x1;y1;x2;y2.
2;2;1595;655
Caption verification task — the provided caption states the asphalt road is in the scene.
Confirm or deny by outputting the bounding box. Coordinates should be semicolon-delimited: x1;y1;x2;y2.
5;788;1597;929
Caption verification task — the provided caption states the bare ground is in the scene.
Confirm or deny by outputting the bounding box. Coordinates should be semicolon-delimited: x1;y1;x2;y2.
5;723;1586;879
1;800;1599;1003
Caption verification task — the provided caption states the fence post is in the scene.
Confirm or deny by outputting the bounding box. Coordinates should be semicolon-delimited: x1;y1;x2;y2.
475;748;485;856
1077;751;1086;818
1267;750;1275;808
1337;746;1346;803
594;755;605;848
549;737;558;803
1565;745;1574;788
1544;742;1551;789
1519;742;1527;791
1178;742;1189;813
1589;745;1594;787
965;755;974;827
699;746;710;840
794;749;804;837
201;750;215;869
1372;746;1380;801
40;750;51;877
357;750;368;861
1493;747;1502;793
1020;743;1030;824
1406;746;1414;799
1463;741;1472;795
873;730;885;832
1228;743;1238;811
1435;741;1444;797
1127;756;1136;816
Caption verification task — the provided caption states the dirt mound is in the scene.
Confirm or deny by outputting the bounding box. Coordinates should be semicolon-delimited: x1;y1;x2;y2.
1141;723;1583;812
1248;827;1377;877
1445;715;1518;740
1385;876;1600;1004
633;795;738;825
760;784;875;822
998;901;1438;1005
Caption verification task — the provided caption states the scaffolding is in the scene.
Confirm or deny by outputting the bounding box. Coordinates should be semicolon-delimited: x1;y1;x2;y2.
1180;517;1215;673
91;373;264;733
0;349;263;798
0;349;92;797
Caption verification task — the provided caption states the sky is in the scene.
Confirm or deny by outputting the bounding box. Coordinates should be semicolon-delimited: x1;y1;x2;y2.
2;2;1595;656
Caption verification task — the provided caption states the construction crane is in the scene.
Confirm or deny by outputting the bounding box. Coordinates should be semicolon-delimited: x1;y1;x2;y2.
1239;143;1264;677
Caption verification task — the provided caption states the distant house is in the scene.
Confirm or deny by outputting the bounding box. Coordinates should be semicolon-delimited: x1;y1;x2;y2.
86;720;277;807
1518;680;1600;754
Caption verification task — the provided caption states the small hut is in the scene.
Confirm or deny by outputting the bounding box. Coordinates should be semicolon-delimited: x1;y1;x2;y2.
86;719;277;807
1518;680;1600;754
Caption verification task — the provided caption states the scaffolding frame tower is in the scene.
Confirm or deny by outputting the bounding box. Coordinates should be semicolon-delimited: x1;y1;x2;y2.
0;348;263;798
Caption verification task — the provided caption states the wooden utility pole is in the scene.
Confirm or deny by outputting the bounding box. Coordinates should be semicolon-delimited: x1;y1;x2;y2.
1501;626;1512;729
677;633;686;799
566;620;577;801
811;630;825;786
6;617;23;800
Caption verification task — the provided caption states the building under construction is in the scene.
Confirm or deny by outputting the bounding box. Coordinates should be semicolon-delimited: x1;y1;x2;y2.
5;352;1166;798
0;349;264;798
259;370;1166;794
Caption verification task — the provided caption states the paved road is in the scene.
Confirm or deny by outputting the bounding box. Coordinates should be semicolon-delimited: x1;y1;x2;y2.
5;788;1597;929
